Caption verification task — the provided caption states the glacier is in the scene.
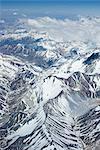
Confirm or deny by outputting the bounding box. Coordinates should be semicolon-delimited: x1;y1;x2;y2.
0;16;100;150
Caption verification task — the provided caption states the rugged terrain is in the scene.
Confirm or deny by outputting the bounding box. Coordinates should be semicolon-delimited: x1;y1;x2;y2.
0;16;100;150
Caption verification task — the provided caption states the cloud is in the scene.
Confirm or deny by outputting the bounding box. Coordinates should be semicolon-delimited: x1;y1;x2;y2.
20;17;100;44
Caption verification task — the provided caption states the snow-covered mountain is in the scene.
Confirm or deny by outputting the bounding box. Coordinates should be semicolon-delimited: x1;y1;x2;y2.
0;17;100;150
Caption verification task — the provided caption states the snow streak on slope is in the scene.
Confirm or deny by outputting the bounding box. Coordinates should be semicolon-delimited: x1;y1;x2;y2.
0;16;100;150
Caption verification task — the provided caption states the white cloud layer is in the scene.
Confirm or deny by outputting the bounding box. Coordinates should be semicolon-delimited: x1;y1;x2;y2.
20;17;100;44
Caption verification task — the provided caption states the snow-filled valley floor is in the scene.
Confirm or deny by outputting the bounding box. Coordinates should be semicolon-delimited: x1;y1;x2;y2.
0;16;100;150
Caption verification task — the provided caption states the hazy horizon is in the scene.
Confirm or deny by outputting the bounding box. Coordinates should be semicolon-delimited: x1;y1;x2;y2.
1;0;100;19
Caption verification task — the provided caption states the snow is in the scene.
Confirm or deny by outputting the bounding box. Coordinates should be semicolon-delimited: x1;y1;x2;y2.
70;59;84;73
7;107;45;138
43;76;63;103
1;16;100;150
94;60;100;74
95;106;100;111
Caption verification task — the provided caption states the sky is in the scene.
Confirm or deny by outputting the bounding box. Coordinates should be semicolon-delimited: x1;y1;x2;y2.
1;0;100;5
1;0;100;2
1;0;100;18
